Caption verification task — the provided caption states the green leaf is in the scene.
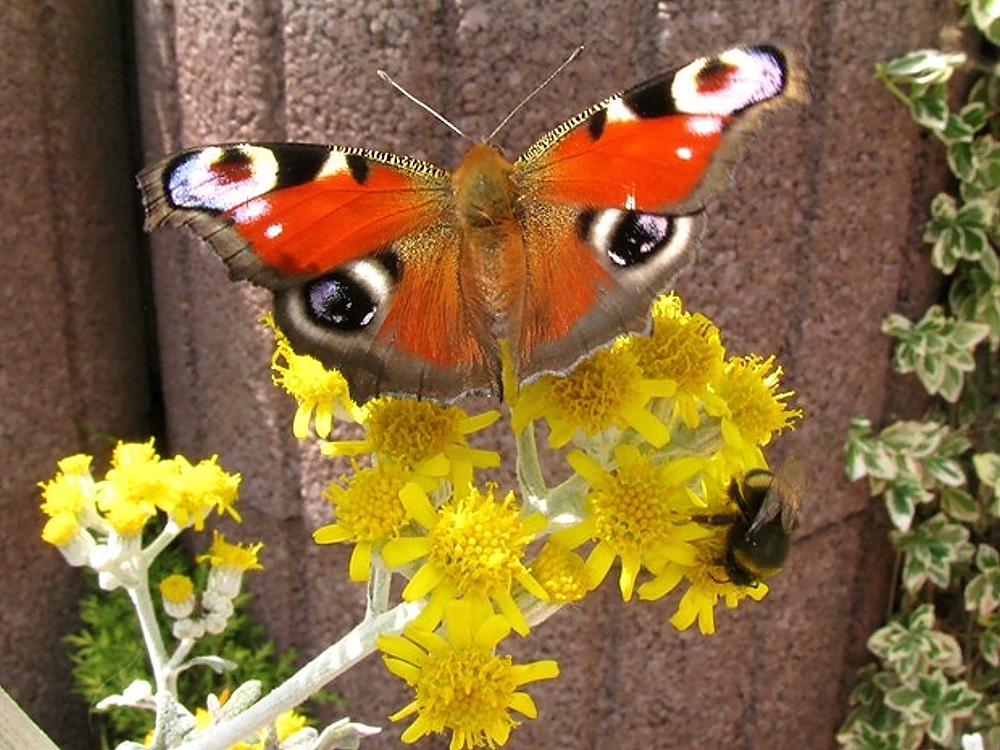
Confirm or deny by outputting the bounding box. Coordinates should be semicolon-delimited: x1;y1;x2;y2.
867;604;964;681
974;452;1000;495
941;102;988;144
884;474;930;531
844;417;898;481
910;85;950;131
892;514;976;592
940;486;980;523
880;50;965;85
965;544;1000;615
959;134;1000;203
885;305;989;402
885;685;927;718
884;671;980;745
924;196;995;275
981;627;1000;667
949;269;1000;351
845;421;973;530
968;0;1000;43
878;420;945;457
837;721;918;750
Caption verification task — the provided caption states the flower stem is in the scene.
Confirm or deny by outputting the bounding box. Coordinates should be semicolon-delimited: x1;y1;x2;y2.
515;423;549;505
177;601;422;750
366;555;391;618
127;566;171;693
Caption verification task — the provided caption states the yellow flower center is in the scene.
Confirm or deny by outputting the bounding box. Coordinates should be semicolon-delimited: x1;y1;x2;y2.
632;303;724;390
412;648;518;746
548;347;644;432
159;574;195;604
365;399;466;464
169;457;242;528
717;355;802;445
106;440;173;506
325;463;413;542
40;473;91;517
530;542;593;603
101;494;156;536
587;457;684;555
428;488;532;596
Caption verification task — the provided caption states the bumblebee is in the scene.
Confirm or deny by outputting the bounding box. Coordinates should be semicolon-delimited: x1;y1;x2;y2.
696;462;805;586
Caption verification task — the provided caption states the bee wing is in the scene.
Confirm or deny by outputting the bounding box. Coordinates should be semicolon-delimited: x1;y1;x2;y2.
748;459;806;535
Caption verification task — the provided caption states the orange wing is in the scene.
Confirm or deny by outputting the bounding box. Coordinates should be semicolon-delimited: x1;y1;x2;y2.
511;45;804;379
139;143;494;401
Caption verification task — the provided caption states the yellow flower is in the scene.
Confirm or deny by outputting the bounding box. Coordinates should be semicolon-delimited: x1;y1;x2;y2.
198;530;263;600
198;530;263;573
313;462;437;581
529;540;597;603
273;710;309;741
626;293;728;428
642;538;769;636
512;344;675;448
41;512;96;566
41;512;82;547
162;455;242;531
190;704;308;749
97;440;173;535
562;445;711;601
159;574;196;618
381;484;548;636
378;600;559;750
98;486;159;536
324;398;500;490
269;318;363;438
39;453;95;515
715;355;802;462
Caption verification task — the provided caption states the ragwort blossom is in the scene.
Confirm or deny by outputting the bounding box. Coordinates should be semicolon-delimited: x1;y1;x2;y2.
512;342;676;448
378;600;559;750
381;484;549;636
313;461;439;581
268;315;363;439
323;397;501;490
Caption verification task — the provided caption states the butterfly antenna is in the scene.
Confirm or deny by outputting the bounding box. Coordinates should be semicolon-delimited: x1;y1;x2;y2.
376;69;469;140
487;45;585;142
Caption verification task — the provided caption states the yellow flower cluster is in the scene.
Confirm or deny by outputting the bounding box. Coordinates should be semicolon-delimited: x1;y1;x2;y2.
40;442;263;644
40;440;241;558
524;294;802;635
269;292;802;749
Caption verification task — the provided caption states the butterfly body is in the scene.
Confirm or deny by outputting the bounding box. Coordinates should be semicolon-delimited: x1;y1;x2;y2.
140;46;804;402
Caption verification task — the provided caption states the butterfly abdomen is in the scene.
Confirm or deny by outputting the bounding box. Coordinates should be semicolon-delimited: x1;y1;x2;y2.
451;144;530;357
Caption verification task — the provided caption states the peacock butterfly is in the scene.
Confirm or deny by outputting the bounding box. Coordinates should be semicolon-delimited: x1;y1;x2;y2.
138;45;805;403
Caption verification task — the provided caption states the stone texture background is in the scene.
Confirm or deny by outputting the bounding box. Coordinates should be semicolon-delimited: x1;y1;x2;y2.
1;1;952;748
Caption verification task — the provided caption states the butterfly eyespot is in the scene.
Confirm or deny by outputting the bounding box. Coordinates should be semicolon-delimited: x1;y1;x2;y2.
302;255;398;332
166;145;280;212
305;272;379;330
694;58;737;95
579;208;677;268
